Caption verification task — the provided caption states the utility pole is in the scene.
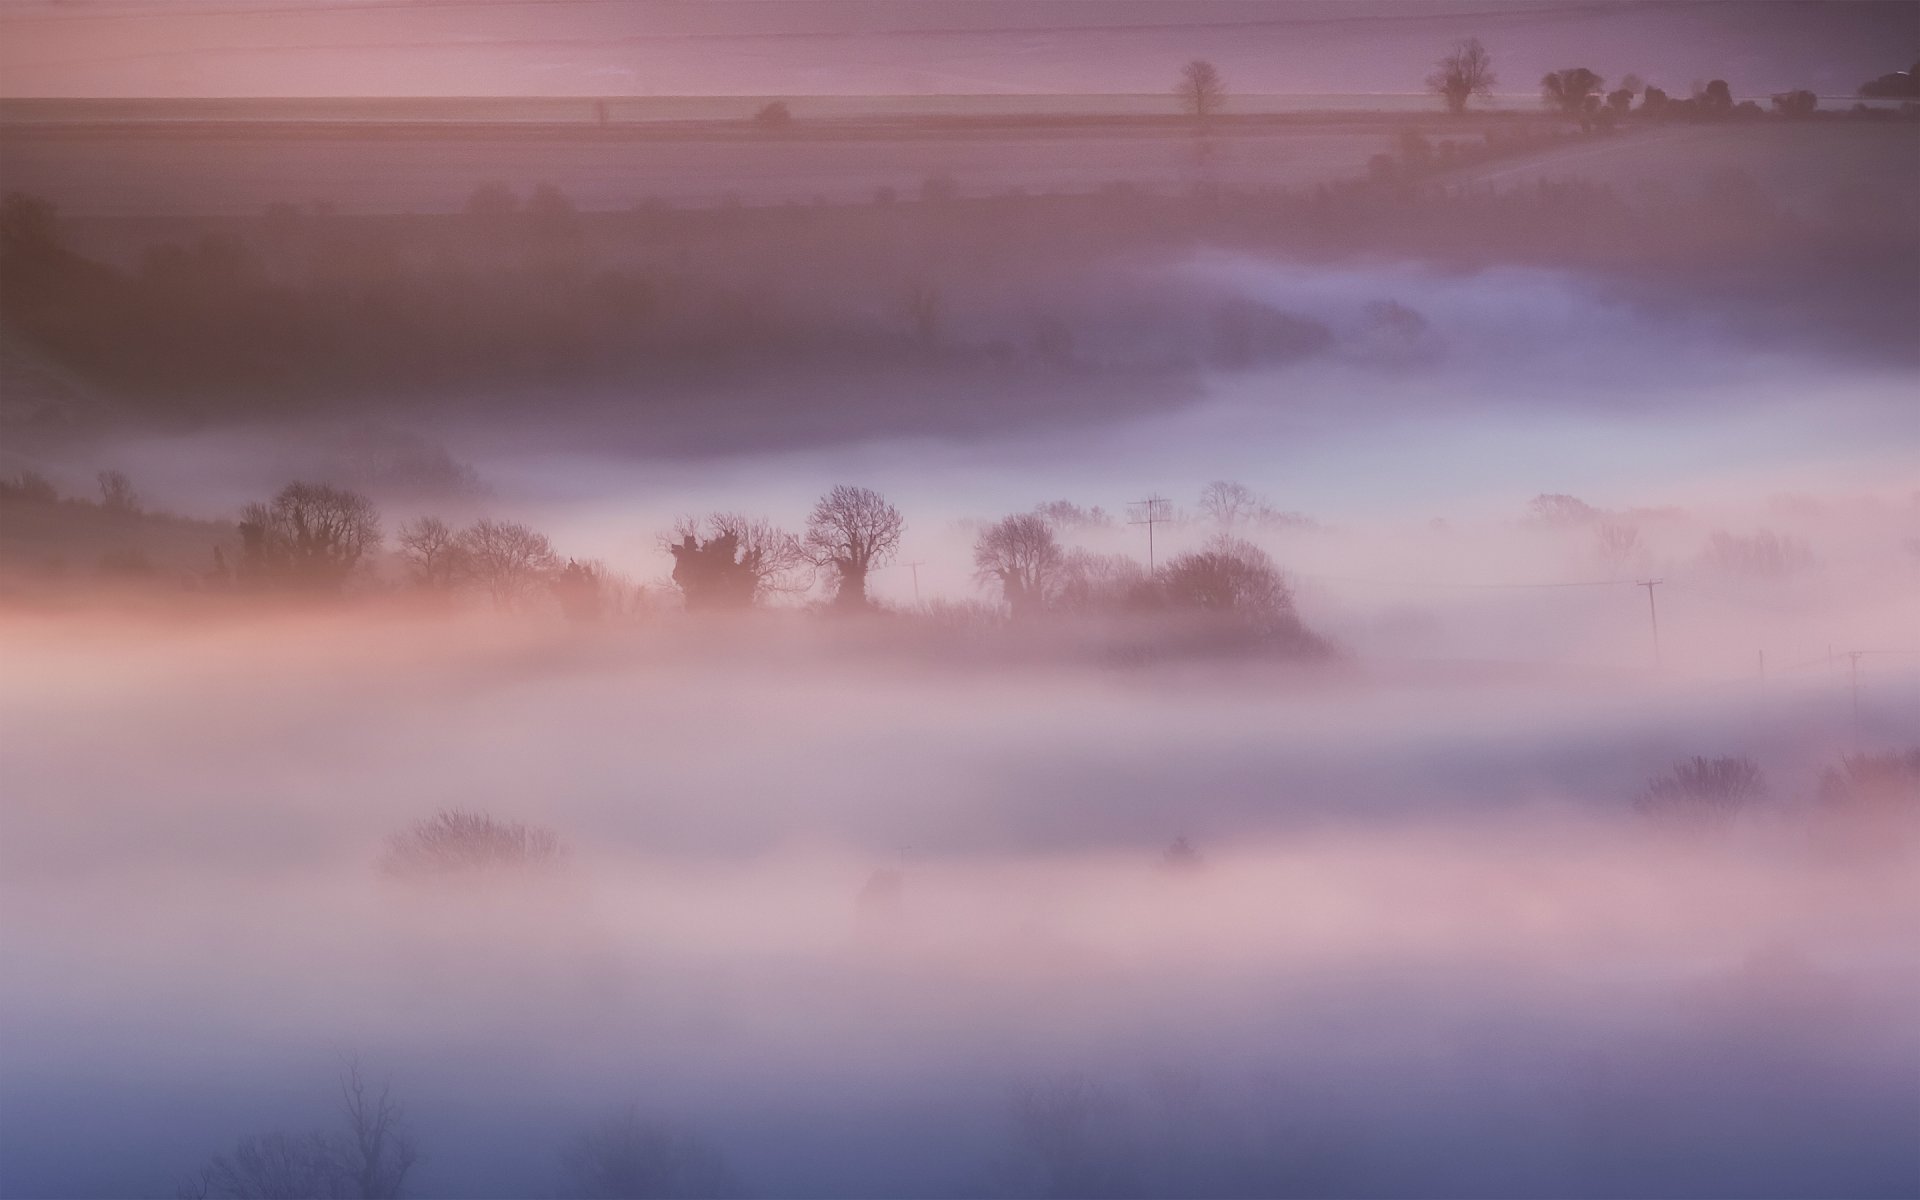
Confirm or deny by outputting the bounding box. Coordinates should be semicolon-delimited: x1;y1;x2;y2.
1129;494;1172;573
1848;650;1863;749
906;561;925;605
1637;579;1662;667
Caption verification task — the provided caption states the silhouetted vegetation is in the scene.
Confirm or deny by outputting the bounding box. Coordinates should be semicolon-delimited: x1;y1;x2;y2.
805;485;904;610
1176;60;1224;122
183;1060;416;1200
1635;755;1765;834
558;1108;745;1200
237;482;381;592
1427;38;1496;115
380;810;566;880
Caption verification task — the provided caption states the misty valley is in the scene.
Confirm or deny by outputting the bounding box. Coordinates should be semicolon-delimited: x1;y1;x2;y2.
2;12;1918;1200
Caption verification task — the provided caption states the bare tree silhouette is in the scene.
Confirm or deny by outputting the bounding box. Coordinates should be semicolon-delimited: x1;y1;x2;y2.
1427;38;1496;114
668;513;808;611
238;482;381;591
396;516;465;591
457;518;558;610
558;1107;745;1199
181;1058;416;1200
805;485;904;610
974;513;1064;618
1176;60;1225;122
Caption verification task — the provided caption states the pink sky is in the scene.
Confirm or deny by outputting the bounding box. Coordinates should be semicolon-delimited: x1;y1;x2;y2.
1;0;1912;98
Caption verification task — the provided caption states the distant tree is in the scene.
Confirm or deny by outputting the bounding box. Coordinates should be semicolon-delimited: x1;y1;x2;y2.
1699;78;1733;113
97;469;139;515
1540;67;1605;122
1771;89;1818;117
1639;84;1669;115
1198;480;1262;528
1594;521;1642;570
1817;750;1920;816
238;482;381;590
183;1059;416;1200
558;1108;745;1200
1162;836;1204;872
667;513;807;611
974;512;1064;618
1635;755;1764;834
752;100;792;129
1055;549;1149;614
1426;38;1497;115
1698;529;1813;581
0;468;58;504
380;810;565;879
457;518;559;609
1158;535;1297;628
550;558;607;623
1859;61;1920;98
1034;500;1115;530
396;516;465;591
996;1075;1141;1199
805;485;904;610
1526;493;1600;526
1176;59;1226;122
1605;87;1635;115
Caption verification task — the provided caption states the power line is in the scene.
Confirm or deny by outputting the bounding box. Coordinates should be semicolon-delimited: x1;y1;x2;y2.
1128;494;1171;574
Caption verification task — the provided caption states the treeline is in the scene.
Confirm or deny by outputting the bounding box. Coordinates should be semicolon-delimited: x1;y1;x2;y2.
5;130;1912;423
0;469;1331;659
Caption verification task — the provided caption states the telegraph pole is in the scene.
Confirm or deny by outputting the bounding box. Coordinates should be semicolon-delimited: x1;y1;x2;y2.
1848;650;1863;749
1637;579;1663;667
906;561;925;605
1130;494;1172;573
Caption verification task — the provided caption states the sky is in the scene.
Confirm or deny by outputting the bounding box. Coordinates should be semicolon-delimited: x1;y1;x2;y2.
0;0;1914;98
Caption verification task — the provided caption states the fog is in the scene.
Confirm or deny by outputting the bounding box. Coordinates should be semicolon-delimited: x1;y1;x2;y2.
5;15;1920;1198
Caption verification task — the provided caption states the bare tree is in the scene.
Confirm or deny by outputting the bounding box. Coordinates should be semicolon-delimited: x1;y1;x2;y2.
974;513;1064;618
97;469;139;515
1634;756;1764;835
336;1058;416;1200
1055;549;1149;614
396;516;465;591
1176;59;1225;122
805;485;904;610
380;810;566;879
183;1130;344;1199
558;1107;745;1199
1541;68;1605;122
668;513;809;611
457;518;558;609
1197;481;1261;529
238;482;381;590
1427;38;1496;114
1160;535;1294;618
1594;521;1642;571
182;1060;416;1200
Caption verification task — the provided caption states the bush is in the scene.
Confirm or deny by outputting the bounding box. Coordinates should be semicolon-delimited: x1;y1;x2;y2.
558;1108;745;1199
0;468;58;504
1634;755;1764;833
379;810;565;879
1817;749;1920;817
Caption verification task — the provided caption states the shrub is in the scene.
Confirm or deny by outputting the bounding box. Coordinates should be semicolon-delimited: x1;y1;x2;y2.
379;810;565;879
1817;749;1920;816
558;1108;745;1200
1634;755;1764;833
0;468;58;504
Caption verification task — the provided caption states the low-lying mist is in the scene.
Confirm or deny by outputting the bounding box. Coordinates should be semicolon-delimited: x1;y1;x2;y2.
2;607;1917;1198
